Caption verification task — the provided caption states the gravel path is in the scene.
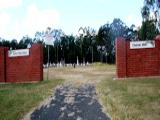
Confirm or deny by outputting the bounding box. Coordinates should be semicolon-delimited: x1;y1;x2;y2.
30;84;110;120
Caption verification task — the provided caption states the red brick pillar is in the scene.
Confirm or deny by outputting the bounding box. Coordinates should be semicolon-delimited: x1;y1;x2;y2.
0;47;6;82
155;35;160;75
30;44;43;81
116;37;127;78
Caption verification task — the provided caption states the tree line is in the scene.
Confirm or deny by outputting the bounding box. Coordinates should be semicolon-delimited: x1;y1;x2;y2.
0;18;138;64
0;0;160;65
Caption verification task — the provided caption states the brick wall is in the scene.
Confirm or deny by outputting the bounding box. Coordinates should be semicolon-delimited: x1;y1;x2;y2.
0;48;6;82
0;44;43;83
116;37;127;78
116;36;160;78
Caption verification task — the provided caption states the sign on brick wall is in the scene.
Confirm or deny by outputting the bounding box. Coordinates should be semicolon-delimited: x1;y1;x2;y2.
8;49;29;57
130;41;155;49
0;44;43;83
116;36;160;78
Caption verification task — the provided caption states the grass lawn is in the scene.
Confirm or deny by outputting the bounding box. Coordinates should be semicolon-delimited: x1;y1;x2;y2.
1;64;160;120
97;77;160;120
0;78;64;120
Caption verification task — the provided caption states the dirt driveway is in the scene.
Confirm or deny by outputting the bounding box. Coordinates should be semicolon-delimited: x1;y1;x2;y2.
24;65;115;120
48;65;115;85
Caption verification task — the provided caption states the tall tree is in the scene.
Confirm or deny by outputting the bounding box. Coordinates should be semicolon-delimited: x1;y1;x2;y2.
110;18;128;38
142;0;160;30
78;27;97;63
122;24;139;42
140;0;160;40
18;35;32;49
10;39;18;49
138;20;159;40
97;23;112;63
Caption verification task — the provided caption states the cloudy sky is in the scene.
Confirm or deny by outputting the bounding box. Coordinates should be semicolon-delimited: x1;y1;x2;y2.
0;0;143;41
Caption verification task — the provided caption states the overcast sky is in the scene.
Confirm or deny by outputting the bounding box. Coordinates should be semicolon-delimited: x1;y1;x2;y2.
0;0;143;41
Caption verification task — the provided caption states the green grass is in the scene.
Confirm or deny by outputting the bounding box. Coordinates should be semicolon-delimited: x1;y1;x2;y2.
0;79;64;120
97;77;160;120
92;62;113;66
1;65;160;120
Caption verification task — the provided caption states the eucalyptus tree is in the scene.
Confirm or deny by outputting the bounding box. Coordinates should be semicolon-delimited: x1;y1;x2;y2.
65;35;76;63
97;23;111;63
53;29;65;64
78;27;85;63
78;27;97;63
34;31;44;43
0;39;10;47
142;0;160;30
138;20;159;40
126;24;138;41
140;0;160;40
10;39;18;49
97;19;130;63
18;35;32;49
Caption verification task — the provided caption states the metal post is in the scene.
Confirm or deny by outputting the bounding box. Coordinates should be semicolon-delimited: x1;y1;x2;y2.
47;45;49;80
57;46;58;65
81;44;82;64
92;46;93;63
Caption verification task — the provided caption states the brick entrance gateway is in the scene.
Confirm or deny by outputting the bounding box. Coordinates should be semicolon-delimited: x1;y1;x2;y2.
116;36;160;78
0;44;43;83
